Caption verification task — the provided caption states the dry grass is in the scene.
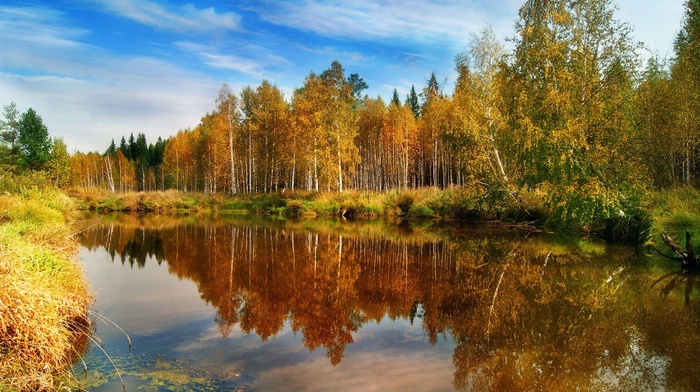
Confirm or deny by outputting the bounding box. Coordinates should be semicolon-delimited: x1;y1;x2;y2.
0;191;92;391
68;188;227;213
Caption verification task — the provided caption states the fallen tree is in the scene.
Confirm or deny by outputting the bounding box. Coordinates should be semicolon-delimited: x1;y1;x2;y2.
658;232;699;271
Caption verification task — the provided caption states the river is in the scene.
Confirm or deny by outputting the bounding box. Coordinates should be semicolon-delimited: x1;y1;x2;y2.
72;213;700;391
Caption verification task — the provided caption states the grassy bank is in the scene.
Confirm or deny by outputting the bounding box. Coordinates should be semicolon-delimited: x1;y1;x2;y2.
69;186;539;221
0;188;91;391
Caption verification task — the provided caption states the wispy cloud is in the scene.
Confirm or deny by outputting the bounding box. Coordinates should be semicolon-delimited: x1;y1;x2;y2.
88;0;241;33
250;0;519;49
176;41;289;80
176;41;266;78
0;6;89;49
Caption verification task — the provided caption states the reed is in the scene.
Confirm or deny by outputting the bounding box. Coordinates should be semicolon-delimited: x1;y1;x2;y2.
0;190;92;391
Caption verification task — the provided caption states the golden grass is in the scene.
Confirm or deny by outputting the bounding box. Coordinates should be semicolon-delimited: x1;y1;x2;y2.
0;191;91;391
68;187;227;214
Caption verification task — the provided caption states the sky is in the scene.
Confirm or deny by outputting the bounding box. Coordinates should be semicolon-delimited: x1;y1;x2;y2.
0;0;687;153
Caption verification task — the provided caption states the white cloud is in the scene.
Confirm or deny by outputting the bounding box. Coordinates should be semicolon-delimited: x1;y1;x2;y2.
252;0;520;50
0;5;223;152
253;349;455;391
0;58;218;153
88;0;241;33
175;41;290;80
0;5;90;49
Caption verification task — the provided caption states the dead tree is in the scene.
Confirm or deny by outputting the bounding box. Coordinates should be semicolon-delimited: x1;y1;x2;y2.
658;232;699;271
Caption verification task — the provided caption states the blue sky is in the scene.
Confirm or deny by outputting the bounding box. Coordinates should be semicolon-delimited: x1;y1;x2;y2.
0;0;686;153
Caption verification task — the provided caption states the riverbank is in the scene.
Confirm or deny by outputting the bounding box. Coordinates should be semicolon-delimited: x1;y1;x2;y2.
0;189;91;391
69;186;540;220
73;185;700;245
70;186;650;241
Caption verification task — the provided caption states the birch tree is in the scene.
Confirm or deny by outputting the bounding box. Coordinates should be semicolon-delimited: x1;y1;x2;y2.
216;83;241;194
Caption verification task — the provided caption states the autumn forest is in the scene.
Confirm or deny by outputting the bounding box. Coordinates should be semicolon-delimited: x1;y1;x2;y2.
3;0;700;232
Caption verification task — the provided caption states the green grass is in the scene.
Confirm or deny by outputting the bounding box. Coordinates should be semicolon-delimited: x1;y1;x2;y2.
648;187;700;250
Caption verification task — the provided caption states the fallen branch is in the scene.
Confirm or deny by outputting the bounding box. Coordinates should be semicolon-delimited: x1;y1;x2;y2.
660;232;699;271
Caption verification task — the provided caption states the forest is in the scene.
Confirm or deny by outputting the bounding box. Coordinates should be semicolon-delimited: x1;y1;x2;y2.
2;0;700;234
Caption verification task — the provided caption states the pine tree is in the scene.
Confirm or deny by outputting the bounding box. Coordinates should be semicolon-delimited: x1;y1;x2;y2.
119;136;130;159
406;85;420;119
391;89;401;107
347;73;368;102
106;139;116;156
17;108;52;170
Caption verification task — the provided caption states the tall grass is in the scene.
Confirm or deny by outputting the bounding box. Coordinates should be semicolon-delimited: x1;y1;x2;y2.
0;189;92;391
648;187;700;248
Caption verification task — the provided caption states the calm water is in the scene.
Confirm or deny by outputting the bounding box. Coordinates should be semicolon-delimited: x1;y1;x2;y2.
72;213;700;391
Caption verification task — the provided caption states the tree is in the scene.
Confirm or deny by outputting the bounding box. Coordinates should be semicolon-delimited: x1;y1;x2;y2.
1;101;20;166
356;96;387;190
633;58;675;187
501;0;637;186
17;108;52;170
499;0;640;229
292;61;360;192
347;73;368;103
670;0;700;185
319;61;360;192
383;102;417;189
421;72;441;110
406;85;421;119
453;26;508;186
391;89;401;107
216;83;241;194
119;136;131;160
48;137;70;188
249;81;291;192
106;139;116;156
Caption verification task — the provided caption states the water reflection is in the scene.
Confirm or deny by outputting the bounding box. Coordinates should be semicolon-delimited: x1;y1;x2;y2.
78;213;700;391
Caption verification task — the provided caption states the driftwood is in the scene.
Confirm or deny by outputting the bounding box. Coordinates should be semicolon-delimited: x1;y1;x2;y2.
659;232;699;271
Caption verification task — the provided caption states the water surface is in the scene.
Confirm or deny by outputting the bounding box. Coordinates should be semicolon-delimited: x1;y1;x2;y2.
74;213;700;391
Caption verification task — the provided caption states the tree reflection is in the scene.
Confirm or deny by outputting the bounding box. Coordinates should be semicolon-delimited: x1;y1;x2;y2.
78;214;700;391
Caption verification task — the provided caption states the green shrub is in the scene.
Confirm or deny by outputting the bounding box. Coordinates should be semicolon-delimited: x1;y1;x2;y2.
408;203;434;218
543;180;649;241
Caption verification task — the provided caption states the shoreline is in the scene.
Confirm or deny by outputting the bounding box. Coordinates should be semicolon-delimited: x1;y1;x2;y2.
67;186;647;242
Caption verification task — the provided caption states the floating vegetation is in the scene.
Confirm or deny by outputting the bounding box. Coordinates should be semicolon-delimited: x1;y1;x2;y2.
71;353;245;391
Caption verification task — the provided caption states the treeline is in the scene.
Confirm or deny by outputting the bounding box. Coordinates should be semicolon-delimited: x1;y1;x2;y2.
69;133;166;192
0;103;71;188
3;0;700;229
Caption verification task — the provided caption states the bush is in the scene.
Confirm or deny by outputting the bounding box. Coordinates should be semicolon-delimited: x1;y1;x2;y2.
543;180;649;241
0;170;53;195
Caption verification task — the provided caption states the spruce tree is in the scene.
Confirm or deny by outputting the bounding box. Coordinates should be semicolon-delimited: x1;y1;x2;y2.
391;88;401;107
407;85;420;118
17;108;52;170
